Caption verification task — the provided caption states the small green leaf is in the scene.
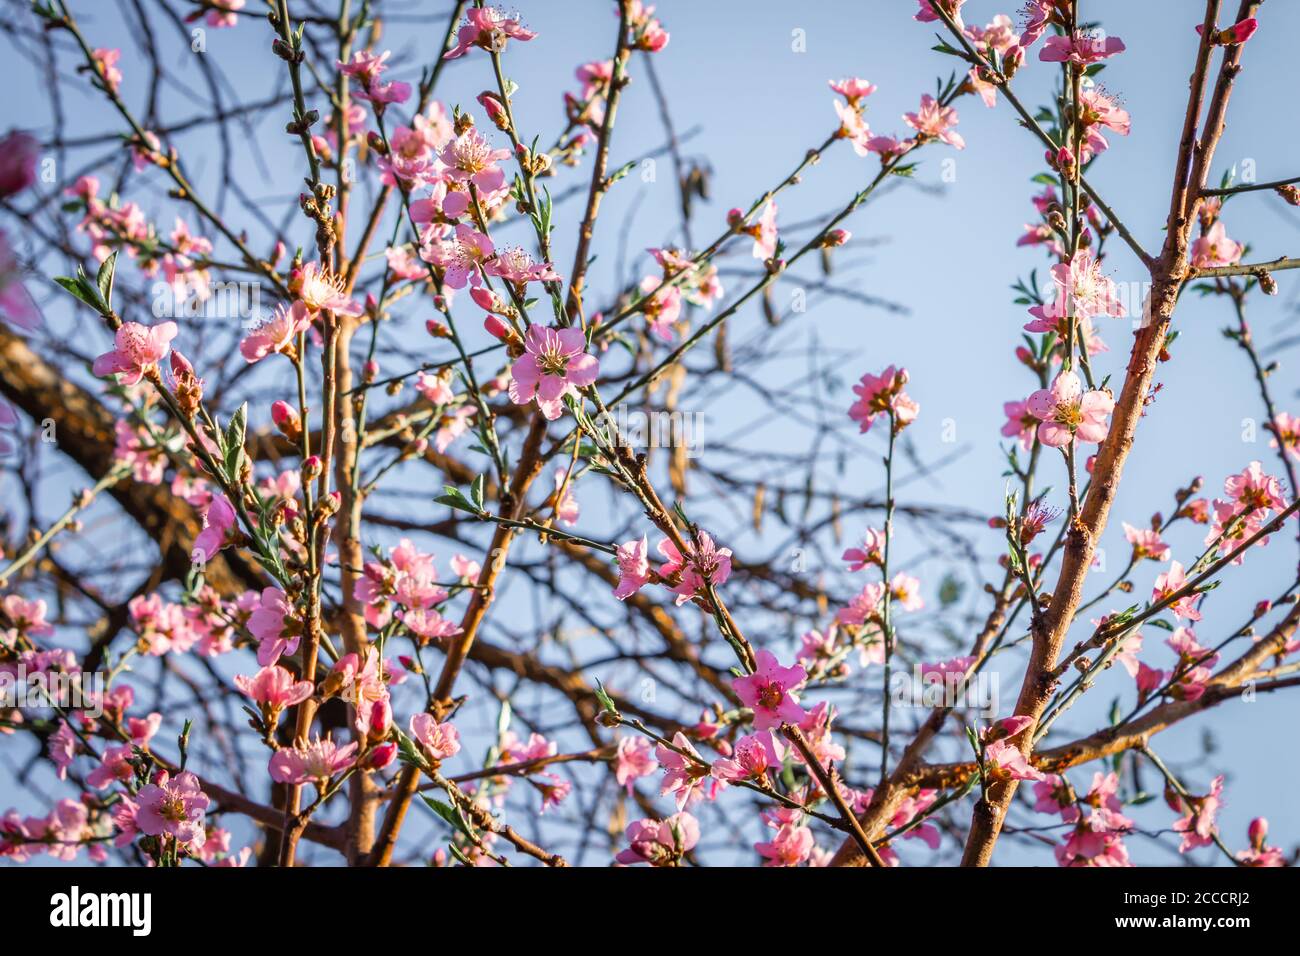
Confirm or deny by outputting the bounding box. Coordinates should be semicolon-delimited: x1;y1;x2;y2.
421;795;474;838
96;252;118;312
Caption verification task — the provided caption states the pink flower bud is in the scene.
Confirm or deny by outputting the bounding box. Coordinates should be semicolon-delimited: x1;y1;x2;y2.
366;741;398;771
303;455;323;481
483;314;512;340
272;400;301;437
1248;816;1268;849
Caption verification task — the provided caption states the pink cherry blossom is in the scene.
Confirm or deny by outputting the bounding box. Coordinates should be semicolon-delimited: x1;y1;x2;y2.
134;769;210;845
190;494;237;565
92;48;123;93
732;649;808;731
269;735;358;785
712;731;782;783
1123;522;1170;561
903;94;964;149
656;732;715;809
615;811;698;866
1040;31;1126;65
913;0;966;28
247;587;301;665
842;528;886;570
1026;370;1114;447
657;532;732;606
234;664;313;716
92;321;178;386
614;735;658;793
1152;561;1202;622
508;324;599;420
756;823;815;867
848;365;918;434
837;580;885;627
1190;220;1242;269
613;534;651;600
443;6;537;59
551;468;580;526
294;261;363;316
1171;774;1224;853
409;712;461;761
239;300;311;363
983;739;1043;783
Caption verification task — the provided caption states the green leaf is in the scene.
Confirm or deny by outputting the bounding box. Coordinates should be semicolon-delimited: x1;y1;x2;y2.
435;484;480;515
470;474;486;511
421;795;474;838
96;252;118;312
53;274;107;315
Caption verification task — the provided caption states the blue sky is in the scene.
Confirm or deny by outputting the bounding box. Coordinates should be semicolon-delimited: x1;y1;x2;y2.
3;0;1299;865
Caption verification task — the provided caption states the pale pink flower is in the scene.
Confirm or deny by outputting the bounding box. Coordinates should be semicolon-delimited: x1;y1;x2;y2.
443;6;537;59
439;129;511;195
92;321;178;386
657;533;732;606
614;736;658;793
637;275;684;342
1172;775;1224;853
627;1;670;52
748;200;779;260
1033;773;1081;823
1026;370;1114;447
1055;825;1132;867
1002;398;1039;450
450;553;481;581
551;468;580;526
613;534;651;600
234;664;313;719
203;0;244;28
656;732;714;809
712;731;782;783
848;365;918;434
903;94;964;149
756;824;815;867
829;76;877;104
1190;220;1242;269
1152;561;1202;622
842;528;886;570
837;580;886;627
1040;32;1126;65
508;324;599;420
1123;522;1170;562
913;0;966;28
92;48;123;93
1269;412;1300;461
269;735;358;785
134;770;210;845
409;713;461;762
732;649;808;731
615;812;698;866
889;572;924;612
983;739;1043;783
295;261;362;316
239;300;311;363
1224;460;1286;514
191;494;237;564
247;587;301;665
